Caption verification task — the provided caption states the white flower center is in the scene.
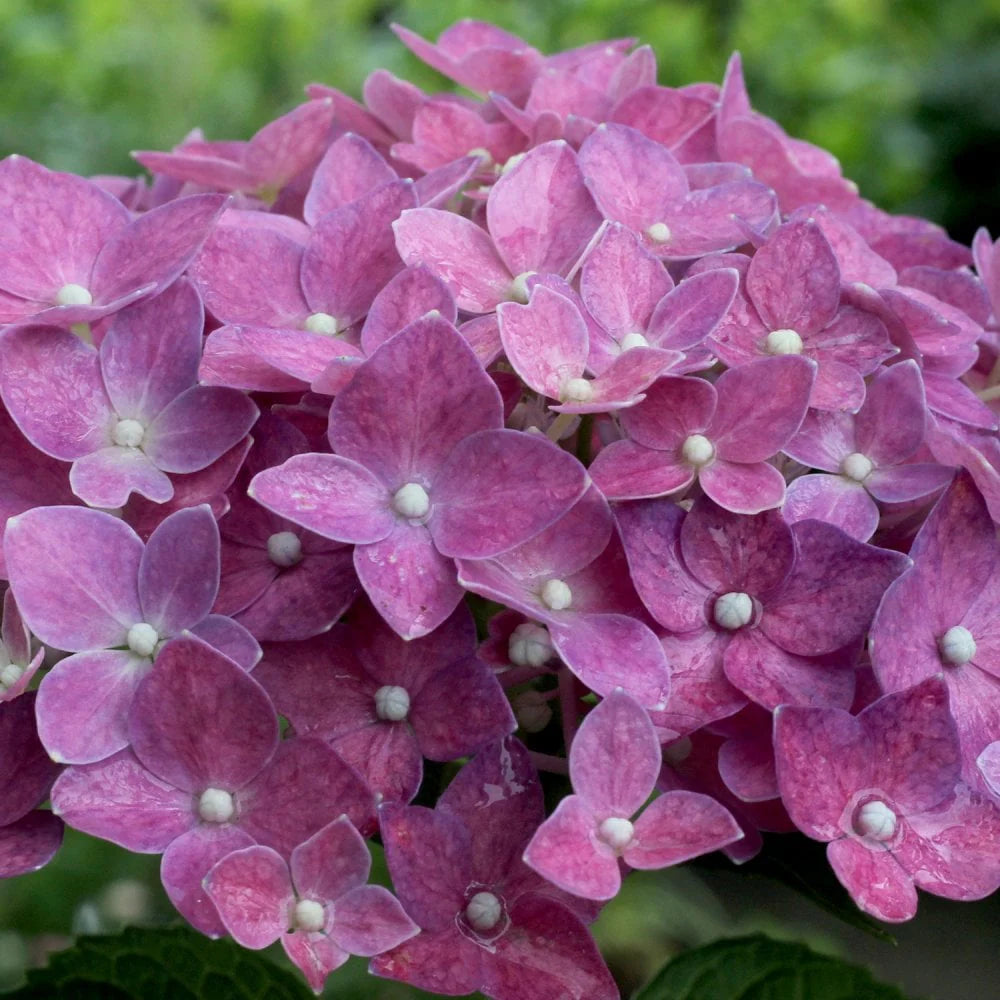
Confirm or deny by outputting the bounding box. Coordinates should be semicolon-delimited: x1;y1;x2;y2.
293;898;326;932
304;312;342;335
597;816;635;851
392;483;430;519
267;531;303;568
466;146;493;166
112;418;145;449
540;579;572;611
126;622;159;658
55;283;93;306
465;891;502;932
853;799;897;841
939;625;976;666
198;787;235;824
765;328;804;355
713;591;754;630
374;685;411;722
646;222;672;244
561;377;594;403
500;153;526;175
681;433;715;467
509;271;535;303
508;623;554;668
841;452;874;482
0;663;24;690
620;332;649;351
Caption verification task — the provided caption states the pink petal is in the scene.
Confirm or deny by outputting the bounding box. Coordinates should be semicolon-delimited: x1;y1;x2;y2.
204;844;293;948
188;615;261;671
783;474;878;543
699;458;787;514
304;133;399;224
647;268;739;351
523;794;619;900
360;265;457;356
291;813;371;902
370;925;483;997
626;790;742;868
0;810;64;878
329;884;419;956
827;836;917;922
70;446;173;507
570;688;660;814
588;438;693;500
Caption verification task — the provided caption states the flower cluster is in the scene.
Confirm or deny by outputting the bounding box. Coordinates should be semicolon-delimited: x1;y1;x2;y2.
4;18;1000;999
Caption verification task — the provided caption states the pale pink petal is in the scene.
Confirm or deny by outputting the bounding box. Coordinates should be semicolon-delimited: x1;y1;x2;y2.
328;884;419;956
626;790;742;868
827;836;917;922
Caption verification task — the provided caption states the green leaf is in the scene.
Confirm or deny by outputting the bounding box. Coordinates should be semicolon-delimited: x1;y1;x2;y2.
692;833;896;943
4;925;311;1000
634;933;915;1000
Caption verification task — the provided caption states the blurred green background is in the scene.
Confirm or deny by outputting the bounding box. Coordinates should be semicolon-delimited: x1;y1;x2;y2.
3;2;1000;997
0;0;998;241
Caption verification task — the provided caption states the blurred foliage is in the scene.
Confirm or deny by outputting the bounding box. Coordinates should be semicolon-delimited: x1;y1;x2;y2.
0;0;998;239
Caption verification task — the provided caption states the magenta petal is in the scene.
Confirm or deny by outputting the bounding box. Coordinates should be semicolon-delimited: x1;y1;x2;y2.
487;140;601;277
0;692;59;825
128;636;278;792
621;374;715;450
854;360;927;465
570;688;660;815
360;265;457;356
291;814;371;902
699;459;787;514
0;810;64;878
139;505;220;634
329;884;419;957
36;649;150;764
161;824;256;937
648;268;739;350
333;721;422;805
238;737;375;854
4;505;142;650
431;429;587;559
626;790;742;868
330;314;501;486
827;836;917;922
355;523;463;640
50;749;193;851
304;133;399;224
92;194;227;303
0;325;112;460
99;278;203;423
865;464;954;504
188;615;261;671
249;453;394;545
485;894;619;1000
143;385;258;474
523;795;619;900
551;613;671;710
393;207;512;312
204;845;292;948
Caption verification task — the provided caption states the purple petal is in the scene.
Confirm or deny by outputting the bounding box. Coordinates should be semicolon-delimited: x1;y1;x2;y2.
0;692;60;825
431;429;588;559
238;737;375;854
330;314;501;486
370;925;482;996
570;688;661;815
128;635;277;791
4;505;142;650
204;844;292;948
333;721;422;805
188;615;261;671
50;749;193;852
783;474;878;543
647;268;739;351
291;814;371;902
143;385;258;474
827;836;917;922
588;438;693;500
699;458;787;514
360;265;457;356
329;884;419;956
70;446;173;507
139;505;220;634
304;133;399;224
249;453;394;545
0;810;64;878
355;523;464;640
0;325;112;460
36;649;150;764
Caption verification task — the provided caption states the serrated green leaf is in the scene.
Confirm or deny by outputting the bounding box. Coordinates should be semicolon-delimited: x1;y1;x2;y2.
4;926;311;1000
633;933;914;1000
